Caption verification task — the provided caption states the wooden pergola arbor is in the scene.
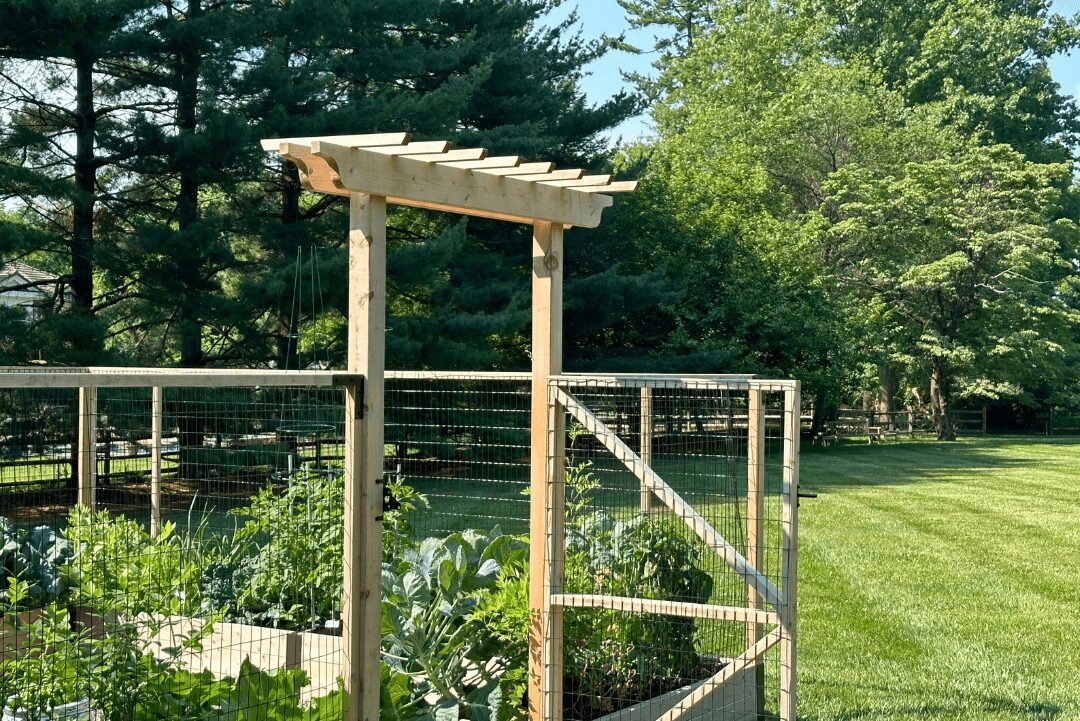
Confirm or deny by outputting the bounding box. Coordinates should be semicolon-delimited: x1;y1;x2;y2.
260;133;801;721
259;133;636;721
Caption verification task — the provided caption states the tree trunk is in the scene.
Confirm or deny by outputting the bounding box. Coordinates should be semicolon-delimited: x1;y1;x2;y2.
71;51;100;353
810;387;836;439
275;159;302;370
930;358;956;441
876;364;897;415
176;0;203;481
176;0;203;369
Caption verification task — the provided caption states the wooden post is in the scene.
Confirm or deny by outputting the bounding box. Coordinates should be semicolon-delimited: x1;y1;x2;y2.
982;405;988;434
102;428;111;487
780;384;800;721
745;388;766;715
530;220;563;721
342;193;386;721
639;387;653;513
77;386;97;509
150;386;163;538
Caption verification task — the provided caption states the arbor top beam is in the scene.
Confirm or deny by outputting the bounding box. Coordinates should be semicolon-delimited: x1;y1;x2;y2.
259;132;636;227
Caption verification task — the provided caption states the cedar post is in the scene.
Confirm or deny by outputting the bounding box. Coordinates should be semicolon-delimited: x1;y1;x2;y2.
746;388;766;714
150;386;163;537
779;383;801;720
530;221;563;721
342;193;386;721
77;386;97;509
639;387;653;512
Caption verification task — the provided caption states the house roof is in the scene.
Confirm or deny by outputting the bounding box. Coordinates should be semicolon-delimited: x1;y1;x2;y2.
1;261;60;297
260;132;636;228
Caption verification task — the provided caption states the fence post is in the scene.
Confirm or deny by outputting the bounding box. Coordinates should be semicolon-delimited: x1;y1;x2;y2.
982;406;988;434
102;428;111;487
639;386;653;513
780;383;800;721
77;386;97;510
342;193;386;721
530;220;563;721
746;387;766;715
151;386;163;538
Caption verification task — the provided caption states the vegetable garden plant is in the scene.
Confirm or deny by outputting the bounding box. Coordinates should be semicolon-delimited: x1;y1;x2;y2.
0;457;712;721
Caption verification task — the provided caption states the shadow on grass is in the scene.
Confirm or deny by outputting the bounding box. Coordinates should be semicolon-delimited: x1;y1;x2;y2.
820;697;1062;721
797;435;1076;491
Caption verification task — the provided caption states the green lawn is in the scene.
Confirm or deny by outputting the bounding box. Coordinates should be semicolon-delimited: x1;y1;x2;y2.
798;436;1080;721
403;435;1080;718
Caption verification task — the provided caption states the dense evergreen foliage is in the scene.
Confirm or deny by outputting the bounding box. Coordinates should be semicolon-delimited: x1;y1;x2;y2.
1;0;1078;436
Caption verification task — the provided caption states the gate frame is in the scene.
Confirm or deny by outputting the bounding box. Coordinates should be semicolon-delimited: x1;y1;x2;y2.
542;375;800;721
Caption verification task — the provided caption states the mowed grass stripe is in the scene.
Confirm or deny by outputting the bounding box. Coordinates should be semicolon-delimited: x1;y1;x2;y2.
800;436;1080;720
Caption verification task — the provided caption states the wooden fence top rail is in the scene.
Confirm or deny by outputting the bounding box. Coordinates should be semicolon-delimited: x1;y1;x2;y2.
553;374;799;392
0;368;794;391
259;132;637;228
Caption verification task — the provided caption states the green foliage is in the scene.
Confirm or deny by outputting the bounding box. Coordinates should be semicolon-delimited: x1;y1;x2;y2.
556;459;713;717
62;506;212;617
625;0;1080;424
130;659;342;721
0;605;85;716
380;528;528;721
564;511;712;714
468;571;530;721
819;142;1080;435
0;518;72;611
224;467;344;629
2;0;642;369
213;466;425;630
0;602;340;721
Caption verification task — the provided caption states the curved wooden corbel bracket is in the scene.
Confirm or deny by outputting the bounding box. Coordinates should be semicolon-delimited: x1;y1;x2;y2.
279;142;348;196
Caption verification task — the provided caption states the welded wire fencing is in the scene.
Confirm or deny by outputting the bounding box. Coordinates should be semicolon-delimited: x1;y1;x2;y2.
0;368;798;721
544;376;799;721
0;371;349;720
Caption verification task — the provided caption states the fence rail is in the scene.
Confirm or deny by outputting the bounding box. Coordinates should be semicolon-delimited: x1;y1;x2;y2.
820;406;988;443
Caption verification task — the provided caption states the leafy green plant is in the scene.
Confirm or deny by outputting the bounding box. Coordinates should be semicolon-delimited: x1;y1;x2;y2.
130;659;342;721
564;511;713;716
224;467;344;629
0;604;339;721
62;506;209;617
380;528;527;721
0;518;72;611
214;466;427;630
0;605;86;717
469;572;529;721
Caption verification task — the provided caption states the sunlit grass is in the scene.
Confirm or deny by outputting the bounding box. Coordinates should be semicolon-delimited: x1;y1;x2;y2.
798;436;1080;720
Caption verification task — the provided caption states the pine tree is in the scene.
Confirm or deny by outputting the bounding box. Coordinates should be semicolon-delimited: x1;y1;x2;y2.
0;0;156;361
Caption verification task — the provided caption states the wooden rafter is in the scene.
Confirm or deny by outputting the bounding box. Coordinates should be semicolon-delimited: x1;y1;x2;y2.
260;132;636;227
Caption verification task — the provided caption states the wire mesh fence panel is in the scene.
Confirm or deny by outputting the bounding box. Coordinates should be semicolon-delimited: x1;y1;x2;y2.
0;386;79;520
0;375;348;720
385;373;532;539
0;368;794;721
545;377;797;721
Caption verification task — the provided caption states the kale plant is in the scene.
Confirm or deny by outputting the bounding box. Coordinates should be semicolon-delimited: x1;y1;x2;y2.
0;517;72;611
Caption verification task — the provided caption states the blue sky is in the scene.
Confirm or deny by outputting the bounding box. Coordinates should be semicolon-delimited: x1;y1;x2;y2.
548;0;1080;145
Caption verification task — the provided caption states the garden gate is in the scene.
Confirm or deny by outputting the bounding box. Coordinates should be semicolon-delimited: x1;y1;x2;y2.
254;131;799;721
539;375;800;721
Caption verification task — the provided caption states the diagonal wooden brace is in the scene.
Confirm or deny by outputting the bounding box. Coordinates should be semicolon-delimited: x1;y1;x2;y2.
658;628;782;721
